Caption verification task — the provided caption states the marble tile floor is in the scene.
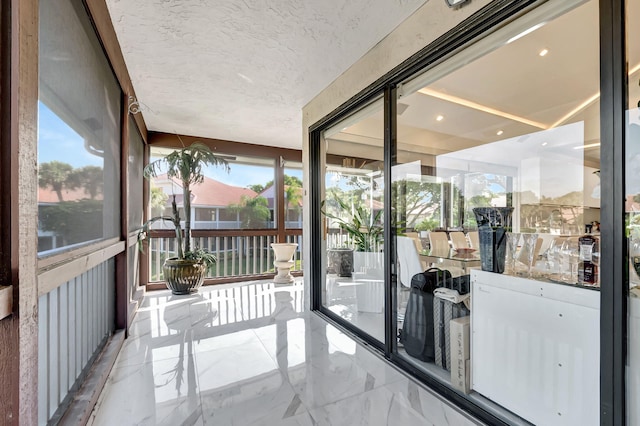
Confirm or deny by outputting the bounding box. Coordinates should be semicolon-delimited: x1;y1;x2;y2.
88;278;483;426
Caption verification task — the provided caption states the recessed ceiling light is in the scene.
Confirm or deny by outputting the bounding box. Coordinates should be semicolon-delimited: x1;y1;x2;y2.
418;88;547;129
436;115;444;122
542;142;548;146
496;130;504;136
539;48;549;57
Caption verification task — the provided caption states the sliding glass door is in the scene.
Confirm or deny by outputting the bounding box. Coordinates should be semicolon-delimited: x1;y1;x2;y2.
321;97;386;343
627;1;640;424
392;2;601;424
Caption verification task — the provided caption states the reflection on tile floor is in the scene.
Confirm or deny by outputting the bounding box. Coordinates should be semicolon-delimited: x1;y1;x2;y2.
88;279;482;426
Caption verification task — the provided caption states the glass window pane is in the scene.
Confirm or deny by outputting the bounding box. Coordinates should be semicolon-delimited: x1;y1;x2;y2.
38;0;121;255
395;1;600;424
284;161;303;229
627;1;640;423
322;97;385;343
148;148;276;230
128;118;144;232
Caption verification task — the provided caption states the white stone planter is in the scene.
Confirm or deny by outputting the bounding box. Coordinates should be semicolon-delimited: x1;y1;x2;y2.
271;243;298;284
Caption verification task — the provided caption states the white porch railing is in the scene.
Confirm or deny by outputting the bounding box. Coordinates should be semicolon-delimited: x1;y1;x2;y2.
326;230;383;252
148;233;303;282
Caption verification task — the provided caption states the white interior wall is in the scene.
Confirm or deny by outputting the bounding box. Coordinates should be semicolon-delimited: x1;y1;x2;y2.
300;0;492;308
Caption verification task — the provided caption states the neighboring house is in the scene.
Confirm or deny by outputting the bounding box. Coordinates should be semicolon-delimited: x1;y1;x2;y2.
153;174;258;229
259;184;303;228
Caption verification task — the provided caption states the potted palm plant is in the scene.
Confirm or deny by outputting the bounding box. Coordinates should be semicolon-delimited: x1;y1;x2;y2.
323;197;383;277
138;142;229;294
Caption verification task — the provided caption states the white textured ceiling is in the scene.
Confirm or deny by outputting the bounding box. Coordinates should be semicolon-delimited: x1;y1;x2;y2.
105;0;428;149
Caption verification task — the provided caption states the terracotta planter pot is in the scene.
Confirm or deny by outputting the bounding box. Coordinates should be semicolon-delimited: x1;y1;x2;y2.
163;257;207;295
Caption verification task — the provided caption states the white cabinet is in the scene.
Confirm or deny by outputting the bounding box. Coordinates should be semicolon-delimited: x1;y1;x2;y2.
471;270;600;426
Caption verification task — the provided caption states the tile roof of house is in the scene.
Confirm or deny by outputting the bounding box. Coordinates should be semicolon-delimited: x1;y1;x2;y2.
38;186;103;203
160;175;258;207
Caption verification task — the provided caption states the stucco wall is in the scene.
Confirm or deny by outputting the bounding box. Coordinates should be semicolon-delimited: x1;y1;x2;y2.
300;0;492;308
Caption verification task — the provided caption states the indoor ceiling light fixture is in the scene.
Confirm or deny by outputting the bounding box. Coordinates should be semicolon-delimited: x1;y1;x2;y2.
539;48;549;57
418;88;547;129
496;130;504;136
416;62;640;134
549;92;600;128
507;23;545;44
548;62;640;128
542;142;548;146
573;142;601;150
436;115;444;121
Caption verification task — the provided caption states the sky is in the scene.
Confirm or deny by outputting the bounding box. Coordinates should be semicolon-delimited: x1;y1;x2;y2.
38;100;304;190
38;101;103;168
197;162;302;189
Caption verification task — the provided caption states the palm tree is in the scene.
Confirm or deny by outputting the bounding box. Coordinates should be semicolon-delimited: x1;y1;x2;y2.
73;165;103;199
38;161;76;202
258;174;302;223
230;195;271;228
284;184;302;222
247;183;265;193
150;186;168;217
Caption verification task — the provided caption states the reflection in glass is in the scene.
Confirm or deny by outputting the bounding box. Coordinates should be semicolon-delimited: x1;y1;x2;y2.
560;236;580;283
38;0;122;255
546;236;567;275
284;163;304;229
128;117;144;232
322;98;385;343
506;232;521;275
626;1;640;422
38;104;109;251
519;233;539;277
390;0;600;424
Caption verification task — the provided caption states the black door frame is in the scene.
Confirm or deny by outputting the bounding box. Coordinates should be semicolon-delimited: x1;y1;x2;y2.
599;0;627;424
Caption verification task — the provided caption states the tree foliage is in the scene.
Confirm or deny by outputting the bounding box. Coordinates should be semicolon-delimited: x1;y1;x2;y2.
38;161;77;201
74;166;103;199
38;161;106;201
322;196;383;252
249;175;302;196
230;195;271;228
150;186;168;216
248;184;265;193
392;179;442;228
39;199;103;245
